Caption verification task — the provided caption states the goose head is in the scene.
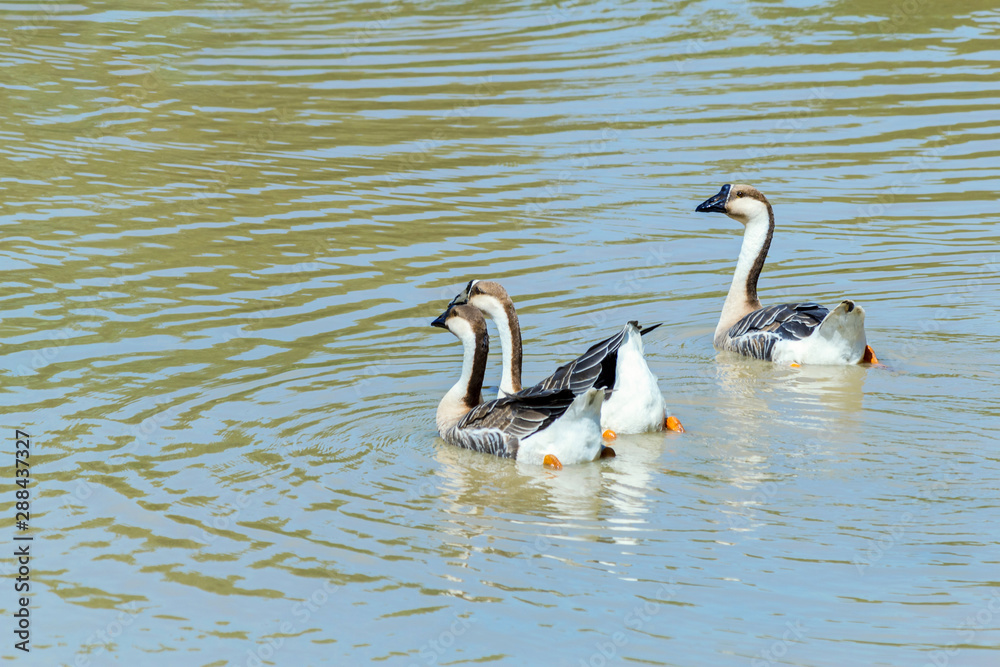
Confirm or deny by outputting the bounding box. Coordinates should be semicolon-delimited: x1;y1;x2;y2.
447;279;512;311
432;303;490;428
445;279;522;396
431;303;488;342
446;279;478;308
695;183;771;226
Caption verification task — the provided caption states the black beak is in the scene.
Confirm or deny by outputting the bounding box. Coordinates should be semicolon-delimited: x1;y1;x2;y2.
431;309;449;329
695;184;731;213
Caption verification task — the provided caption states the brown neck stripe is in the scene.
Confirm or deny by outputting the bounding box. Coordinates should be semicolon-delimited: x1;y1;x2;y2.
504;298;523;392
745;201;774;306
463;325;489;407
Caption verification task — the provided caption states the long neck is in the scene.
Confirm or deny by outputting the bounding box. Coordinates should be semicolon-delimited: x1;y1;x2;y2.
436;327;489;433
475;295;522;396
717;205;774;339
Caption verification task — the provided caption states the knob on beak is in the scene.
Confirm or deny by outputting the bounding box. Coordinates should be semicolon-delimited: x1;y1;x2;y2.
695;184;731;213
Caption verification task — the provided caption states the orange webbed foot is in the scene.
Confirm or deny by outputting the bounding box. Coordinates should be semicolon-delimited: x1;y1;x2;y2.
665;416;685;433
602;429;617;441
543;454;563;470
862;345;879;364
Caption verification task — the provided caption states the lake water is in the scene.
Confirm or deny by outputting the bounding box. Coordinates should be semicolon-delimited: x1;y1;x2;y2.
2;1;999;665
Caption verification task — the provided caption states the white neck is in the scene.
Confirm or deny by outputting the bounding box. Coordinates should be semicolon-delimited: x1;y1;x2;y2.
716;208;770;341
474;294;521;397
436;326;480;433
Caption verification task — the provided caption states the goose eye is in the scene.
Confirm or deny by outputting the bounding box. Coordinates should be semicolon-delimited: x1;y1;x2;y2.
736;192;744;198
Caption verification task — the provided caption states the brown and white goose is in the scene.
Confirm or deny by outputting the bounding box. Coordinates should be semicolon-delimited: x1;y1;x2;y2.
445;281;684;434
695;184;878;365
431;303;610;468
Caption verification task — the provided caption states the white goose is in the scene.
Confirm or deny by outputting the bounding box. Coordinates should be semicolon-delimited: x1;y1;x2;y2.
446;280;684;435
695;183;879;365
431;303;612;468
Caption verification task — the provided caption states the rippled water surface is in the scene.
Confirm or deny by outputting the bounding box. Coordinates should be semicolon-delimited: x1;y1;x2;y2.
3;0;1000;665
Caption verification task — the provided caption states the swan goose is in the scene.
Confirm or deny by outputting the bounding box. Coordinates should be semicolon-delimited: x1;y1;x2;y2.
431;303;612;468
445;280;684;435
695;183;878;365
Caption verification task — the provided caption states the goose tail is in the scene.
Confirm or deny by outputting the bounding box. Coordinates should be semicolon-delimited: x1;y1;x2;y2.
639;322;663;336
566;387;606;423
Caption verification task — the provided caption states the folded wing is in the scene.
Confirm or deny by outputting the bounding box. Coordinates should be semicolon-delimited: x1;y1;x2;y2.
531;324;634;394
725;302;830;360
450;387;581;458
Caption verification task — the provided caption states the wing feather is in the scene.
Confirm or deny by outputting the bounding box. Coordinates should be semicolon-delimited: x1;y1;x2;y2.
440;317;655;457
447;388;581;457
725;303;829;360
533;325;631;394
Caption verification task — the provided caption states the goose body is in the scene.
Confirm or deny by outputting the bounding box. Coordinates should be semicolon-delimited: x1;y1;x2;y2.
432;304;607;466
695;183;875;365
447;281;679;434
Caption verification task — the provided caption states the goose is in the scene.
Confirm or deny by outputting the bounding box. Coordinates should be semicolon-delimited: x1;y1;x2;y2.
431;303;612;468
445;280;684;435
695;183;878;365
